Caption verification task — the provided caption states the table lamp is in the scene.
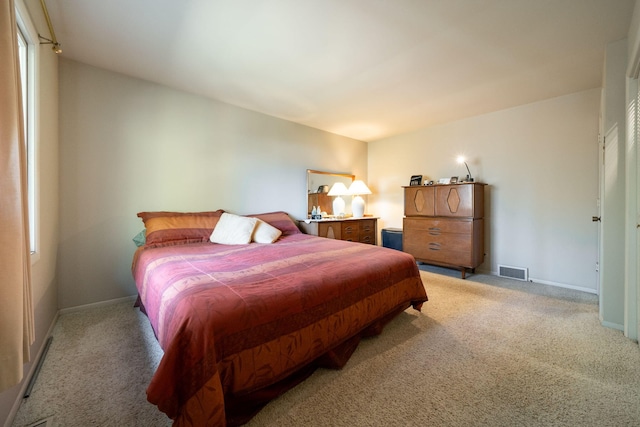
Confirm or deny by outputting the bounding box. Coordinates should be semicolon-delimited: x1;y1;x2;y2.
328;182;350;217
348;180;372;218
457;156;474;182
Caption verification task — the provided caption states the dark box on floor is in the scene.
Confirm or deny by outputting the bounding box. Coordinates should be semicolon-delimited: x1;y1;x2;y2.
381;228;403;251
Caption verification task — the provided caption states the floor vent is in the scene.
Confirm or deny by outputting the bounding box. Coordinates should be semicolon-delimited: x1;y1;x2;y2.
498;264;528;281
27;416;54;427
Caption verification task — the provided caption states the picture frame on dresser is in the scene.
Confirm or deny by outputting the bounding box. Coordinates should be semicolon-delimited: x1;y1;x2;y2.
409;175;423;186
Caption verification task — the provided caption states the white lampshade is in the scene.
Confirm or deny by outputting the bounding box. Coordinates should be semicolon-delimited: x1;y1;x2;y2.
328;182;350;196
348;180;372;218
348;180;371;196
328;182;350;217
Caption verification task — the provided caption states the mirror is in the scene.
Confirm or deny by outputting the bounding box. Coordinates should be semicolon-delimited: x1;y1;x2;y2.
306;169;354;218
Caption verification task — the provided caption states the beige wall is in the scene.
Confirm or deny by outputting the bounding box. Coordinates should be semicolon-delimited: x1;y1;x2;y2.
0;1;59;424
369;89;601;292
57;59;368;309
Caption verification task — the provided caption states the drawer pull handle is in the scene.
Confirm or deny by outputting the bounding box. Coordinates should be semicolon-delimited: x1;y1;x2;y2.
428;227;440;236
428;243;440;251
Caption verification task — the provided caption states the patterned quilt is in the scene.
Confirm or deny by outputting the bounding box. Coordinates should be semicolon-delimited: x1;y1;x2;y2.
133;231;427;426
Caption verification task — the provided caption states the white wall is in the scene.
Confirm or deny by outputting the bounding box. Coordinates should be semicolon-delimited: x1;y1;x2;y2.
369;89;601;292
57;59;368;309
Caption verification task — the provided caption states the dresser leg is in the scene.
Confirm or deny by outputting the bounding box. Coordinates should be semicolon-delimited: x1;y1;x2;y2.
460;268;466;279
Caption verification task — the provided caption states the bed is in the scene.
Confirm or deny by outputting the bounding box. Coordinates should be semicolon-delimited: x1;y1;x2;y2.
132;210;428;426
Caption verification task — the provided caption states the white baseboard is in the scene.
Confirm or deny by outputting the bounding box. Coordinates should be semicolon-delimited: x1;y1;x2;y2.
480;268;597;295
58;295;137;315
600;317;625;332
528;276;598;295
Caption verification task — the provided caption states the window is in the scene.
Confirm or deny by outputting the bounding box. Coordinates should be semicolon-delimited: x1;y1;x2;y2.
16;9;36;254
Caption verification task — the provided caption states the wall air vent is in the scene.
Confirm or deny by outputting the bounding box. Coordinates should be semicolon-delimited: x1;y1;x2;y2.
498;264;528;281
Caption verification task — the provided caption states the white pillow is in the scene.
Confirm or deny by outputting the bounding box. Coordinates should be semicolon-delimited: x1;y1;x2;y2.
209;213;258;244
252;219;282;243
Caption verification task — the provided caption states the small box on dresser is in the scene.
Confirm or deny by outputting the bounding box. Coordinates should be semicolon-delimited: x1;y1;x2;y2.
402;183;486;278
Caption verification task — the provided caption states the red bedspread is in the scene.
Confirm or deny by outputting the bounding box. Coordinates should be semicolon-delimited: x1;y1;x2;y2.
133;232;427;426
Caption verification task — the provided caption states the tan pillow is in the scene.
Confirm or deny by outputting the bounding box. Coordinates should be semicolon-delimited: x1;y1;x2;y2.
252;219;282;243
246;211;301;235
137;210;224;248
209;213;258;245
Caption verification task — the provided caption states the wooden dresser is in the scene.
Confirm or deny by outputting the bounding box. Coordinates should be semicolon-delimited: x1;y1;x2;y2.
299;217;377;245
403;183;486;278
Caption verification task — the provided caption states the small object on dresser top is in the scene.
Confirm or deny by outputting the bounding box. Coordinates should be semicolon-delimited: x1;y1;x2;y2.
410;175;423;186
310;206;322;220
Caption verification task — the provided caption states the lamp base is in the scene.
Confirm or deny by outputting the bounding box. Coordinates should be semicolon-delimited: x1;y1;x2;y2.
352;196;365;218
333;196;346;217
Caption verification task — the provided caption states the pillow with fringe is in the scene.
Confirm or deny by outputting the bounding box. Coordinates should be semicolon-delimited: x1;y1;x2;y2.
137;210;224;248
247;211;301;236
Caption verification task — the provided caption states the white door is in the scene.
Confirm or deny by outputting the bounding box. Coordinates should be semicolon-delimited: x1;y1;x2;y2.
600;124;626;329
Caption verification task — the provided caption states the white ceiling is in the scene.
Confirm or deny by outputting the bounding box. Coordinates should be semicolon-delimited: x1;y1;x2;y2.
43;0;635;142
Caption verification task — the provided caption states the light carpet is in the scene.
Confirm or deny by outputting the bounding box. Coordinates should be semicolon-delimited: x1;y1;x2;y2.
11;268;640;427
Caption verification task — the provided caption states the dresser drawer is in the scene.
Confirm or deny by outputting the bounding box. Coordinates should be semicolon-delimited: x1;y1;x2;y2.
359;233;375;244
404;230;473;259
358;219;376;233
358;219;376;244
403;217;472;234
403;217;483;269
405;238;472;265
341;222;360;242
299;218;378;245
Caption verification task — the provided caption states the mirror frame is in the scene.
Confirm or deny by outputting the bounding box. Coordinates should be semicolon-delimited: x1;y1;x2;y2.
306;169;355;217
